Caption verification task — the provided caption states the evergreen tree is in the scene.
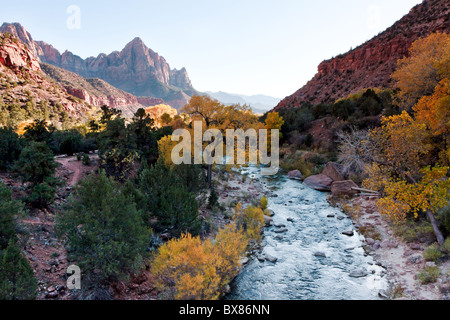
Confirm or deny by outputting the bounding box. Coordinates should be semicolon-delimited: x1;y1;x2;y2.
56;171;149;282
138;160;202;237
0;182;22;250
14;141;57;185
0;240;37;300
0;127;23;171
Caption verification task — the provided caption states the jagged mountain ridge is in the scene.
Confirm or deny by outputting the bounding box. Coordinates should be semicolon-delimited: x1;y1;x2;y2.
0;23;198;109
275;0;450;110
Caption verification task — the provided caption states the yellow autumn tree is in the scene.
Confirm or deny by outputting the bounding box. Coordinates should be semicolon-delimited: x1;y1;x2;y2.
212;223;248;293
376;166;449;245
152;233;220;300
392;32;450;108
369;111;431;179
364;112;449;246
233;202;265;245
152;224;248;300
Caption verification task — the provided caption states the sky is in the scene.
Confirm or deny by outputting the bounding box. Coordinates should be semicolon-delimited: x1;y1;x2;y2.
0;0;423;99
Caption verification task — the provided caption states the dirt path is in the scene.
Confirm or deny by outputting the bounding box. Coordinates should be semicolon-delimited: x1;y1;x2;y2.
55;154;99;187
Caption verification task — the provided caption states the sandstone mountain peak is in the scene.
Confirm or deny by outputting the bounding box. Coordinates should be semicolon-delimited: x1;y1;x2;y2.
0;23;198;109
275;0;450;110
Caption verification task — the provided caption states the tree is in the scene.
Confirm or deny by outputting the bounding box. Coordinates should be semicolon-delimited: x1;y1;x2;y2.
182;95;223;127
138;160;202;237
97;117;138;181
152;233;220;300
0;127;22;171
414;78;450;137
375;166;449;246
233;203;265;245
14;141;57;185
392;32;450;108
152;224;247;300
56;171;149;282
160;113;173;126
130;108;158;165
0;182;22;250
0;240;37;300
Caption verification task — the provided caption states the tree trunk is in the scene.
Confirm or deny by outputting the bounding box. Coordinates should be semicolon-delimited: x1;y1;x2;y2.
426;209;445;246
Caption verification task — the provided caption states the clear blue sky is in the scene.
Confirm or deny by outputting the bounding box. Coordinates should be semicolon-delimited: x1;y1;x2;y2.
0;0;422;98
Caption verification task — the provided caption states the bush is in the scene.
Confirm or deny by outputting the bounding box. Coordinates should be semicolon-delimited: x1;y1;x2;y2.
138;160;202;237
56;171;149;282
207;187;218;210
14;141;57;185
423;243;445;262
417;266;441;284
233;203;265;245
82;153;91;166
26;179;57;208
0;127;22;171
0;240;37;300
0;182;23;250
152;224;247;300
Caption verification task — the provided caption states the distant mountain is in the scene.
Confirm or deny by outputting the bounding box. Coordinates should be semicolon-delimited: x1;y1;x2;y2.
0;23;199;109
40;63;146;118
205;91;280;114
275;0;450;110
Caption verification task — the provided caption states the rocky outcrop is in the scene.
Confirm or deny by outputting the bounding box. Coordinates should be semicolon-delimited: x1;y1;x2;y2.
287;170;303;180
275;0;450;110
137;97;165;107
40;63;144;117
303;174;333;191
0;38;40;73
0;23;198;109
331;180;359;197
322;162;344;182
0;33;94;124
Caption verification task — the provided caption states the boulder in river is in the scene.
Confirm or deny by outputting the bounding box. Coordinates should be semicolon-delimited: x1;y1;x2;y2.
287;170;303;180
274;227;288;234
265;254;278;263
313;251;327;258
322;162;344;182
342;230;354;236
331;180;359;197
349;269;368;278
303;174;333;191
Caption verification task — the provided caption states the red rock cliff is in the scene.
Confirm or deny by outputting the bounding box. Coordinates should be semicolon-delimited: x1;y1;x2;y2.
275;0;450;110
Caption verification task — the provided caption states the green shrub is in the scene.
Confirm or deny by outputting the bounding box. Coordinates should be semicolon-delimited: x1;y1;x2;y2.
14;141;56;185
417;266;441;284
0;127;23;171
56;171;149;282
0;240;37;300
0;182;23;250
423;243;445;262
26;180;57;208
82;153;91;166
137;160;202;237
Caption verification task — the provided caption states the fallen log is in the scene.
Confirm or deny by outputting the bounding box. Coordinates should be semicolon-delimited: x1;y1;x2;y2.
351;187;379;194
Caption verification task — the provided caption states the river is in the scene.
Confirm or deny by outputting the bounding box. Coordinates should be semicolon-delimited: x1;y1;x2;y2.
227;166;387;300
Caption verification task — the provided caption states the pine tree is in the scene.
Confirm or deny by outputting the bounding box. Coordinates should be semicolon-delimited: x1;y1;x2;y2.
0;181;22;250
0;240;37;300
56;171;149;282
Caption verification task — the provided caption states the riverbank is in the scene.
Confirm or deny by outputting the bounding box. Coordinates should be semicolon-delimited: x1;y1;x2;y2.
219;167;449;300
335;195;449;300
